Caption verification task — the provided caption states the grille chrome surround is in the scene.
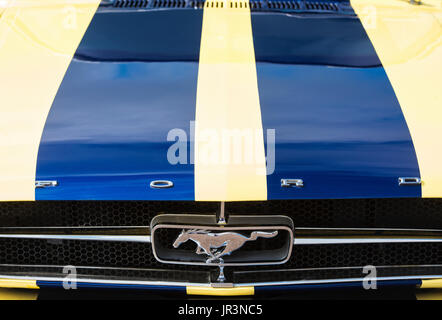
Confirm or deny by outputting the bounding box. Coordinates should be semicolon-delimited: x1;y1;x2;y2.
0;199;442;286
0;265;441;289
0;232;441;284
1;226;442;245
150;215;294;266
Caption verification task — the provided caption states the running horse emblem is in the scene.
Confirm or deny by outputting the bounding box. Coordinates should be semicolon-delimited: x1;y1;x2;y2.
173;229;278;263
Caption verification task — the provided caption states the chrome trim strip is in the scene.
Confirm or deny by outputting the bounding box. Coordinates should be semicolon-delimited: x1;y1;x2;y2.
0;274;207;287
296;227;442;232
237;275;438;287
0;227;441;245
35;181;58;188
150;180;174;189
399;177;421;186
151;223;294;267
0;234;151;243
294;227;442;244
0;226;149;229
0;274;440;289
281;179;303;188
294;238;442;245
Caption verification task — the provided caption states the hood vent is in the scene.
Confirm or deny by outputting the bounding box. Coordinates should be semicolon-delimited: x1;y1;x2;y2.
267;1;339;11
103;0;351;14
112;0;150;7
152;0;187;7
267;1;301;10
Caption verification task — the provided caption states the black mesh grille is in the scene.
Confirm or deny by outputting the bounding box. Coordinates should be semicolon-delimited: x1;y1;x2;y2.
233;265;442;284
0;264;440;286
227;198;442;229
0;237;215;275
0;238;441;283
0;201;218;227
0;238;156;268
1;199;441;229
1;199;442;283
231;243;442;282
289;242;441;269
0;264;210;283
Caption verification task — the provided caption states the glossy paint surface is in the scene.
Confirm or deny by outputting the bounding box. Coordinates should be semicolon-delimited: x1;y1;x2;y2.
0;0;100;201
36;9;421;200
37;10;203;200
259;63;420;199
351;0;442;198
194;1;267;201
75;10;203;62
251;12;381;67
252;13;420;199
36;61;197;200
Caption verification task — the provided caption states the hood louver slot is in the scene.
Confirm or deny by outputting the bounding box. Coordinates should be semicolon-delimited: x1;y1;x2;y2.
250;1;263;9
102;0;350;14
266;1;339;11
113;0;150;7
305;1;338;10
267;1;301;10
190;0;205;8
152;0;187;8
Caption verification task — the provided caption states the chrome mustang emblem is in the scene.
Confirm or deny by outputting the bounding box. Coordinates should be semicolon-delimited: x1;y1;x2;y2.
173;229;278;264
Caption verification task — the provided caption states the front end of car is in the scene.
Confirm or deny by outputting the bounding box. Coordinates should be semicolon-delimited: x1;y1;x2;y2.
0;0;442;296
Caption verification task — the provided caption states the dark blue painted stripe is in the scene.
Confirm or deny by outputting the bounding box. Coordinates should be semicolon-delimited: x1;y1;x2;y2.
252;12;421;200
36;10;202;200
251;10;381;67
36;280;185;292
255;279;422;292
75;10;203;62
36;279;421;292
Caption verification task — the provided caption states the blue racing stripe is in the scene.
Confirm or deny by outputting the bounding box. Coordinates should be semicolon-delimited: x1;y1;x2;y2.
36;10;202;200
36;280;185;292
251;10;421;200
255;279;422;292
